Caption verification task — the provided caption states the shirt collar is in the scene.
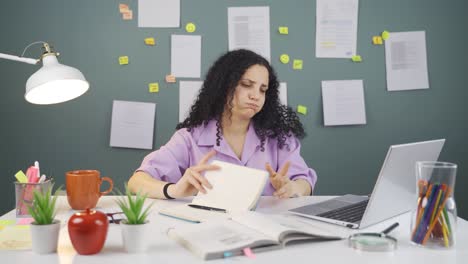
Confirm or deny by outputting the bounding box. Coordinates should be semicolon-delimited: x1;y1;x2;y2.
197;120;262;164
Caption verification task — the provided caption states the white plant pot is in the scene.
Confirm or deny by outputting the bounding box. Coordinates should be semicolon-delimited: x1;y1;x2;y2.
30;220;61;254
121;221;149;253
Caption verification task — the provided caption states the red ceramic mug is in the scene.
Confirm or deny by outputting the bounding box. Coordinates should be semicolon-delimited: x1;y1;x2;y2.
66;170;113;210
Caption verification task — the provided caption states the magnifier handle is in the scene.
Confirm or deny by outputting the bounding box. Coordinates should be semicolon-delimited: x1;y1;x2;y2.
381;222;399;235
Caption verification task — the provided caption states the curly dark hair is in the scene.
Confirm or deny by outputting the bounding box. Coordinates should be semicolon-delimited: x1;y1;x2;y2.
176;49;305;151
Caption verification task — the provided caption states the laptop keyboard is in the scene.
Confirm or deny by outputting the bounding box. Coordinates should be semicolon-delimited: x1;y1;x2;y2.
317;199;369;223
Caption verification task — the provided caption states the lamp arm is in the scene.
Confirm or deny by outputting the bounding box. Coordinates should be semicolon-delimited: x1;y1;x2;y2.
0;41;51;65
0;52;38;64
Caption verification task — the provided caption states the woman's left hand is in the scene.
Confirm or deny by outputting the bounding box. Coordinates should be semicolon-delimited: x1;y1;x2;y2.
266;162;301;199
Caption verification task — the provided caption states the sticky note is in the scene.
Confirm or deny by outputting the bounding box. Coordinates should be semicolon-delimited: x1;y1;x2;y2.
0;220;15;226
119;56;129;65
278;26;289;35
185;22;196;33
122;10;133;20
243;248;256;259
17;218;34;225
14;170;28;183
165;75;176;83
372;36;383;45
381;30;390;40
119;4;129;13
297;105;307;115
280;54;290;64
223;252;233;258
351;55;362;62
144;37;155;46
293;59;303;70
149;83;159;93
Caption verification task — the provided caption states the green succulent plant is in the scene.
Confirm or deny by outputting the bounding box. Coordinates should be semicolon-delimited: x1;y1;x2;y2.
115;185;153;225
27;184;60;225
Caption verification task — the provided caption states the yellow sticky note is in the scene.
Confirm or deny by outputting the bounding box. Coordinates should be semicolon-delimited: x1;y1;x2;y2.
122;10;133;20
279;54;290;64
293;59;303;70
372;36;383;45
14;170;28;183
278;26;289;35
119;4;129;13
144;37;155;46
381;30;390;40
0;220;15;231
119;56;129;65
185;22;196;33
165;75;176;83
297;105;307;115
351;55;362;62
149;83;159;93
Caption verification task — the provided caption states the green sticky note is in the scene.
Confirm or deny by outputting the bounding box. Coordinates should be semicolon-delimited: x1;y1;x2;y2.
297;105;307;115
293;59;303;70
381;30;390;40
14;170;28;183
278;26;289;35
351;55;362;62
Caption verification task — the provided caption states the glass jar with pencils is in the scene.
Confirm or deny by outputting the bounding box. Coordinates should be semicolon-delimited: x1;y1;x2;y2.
410;161;457;248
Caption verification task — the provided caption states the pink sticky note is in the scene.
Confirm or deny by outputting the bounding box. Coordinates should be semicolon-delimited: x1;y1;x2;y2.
243;248;256;259
17;218;34;225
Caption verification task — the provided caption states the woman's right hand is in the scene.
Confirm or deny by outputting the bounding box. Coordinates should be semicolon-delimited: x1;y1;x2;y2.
169;150;220;198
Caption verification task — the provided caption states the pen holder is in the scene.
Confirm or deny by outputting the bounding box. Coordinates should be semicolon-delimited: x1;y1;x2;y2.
14;181;52;218
410;161;457;248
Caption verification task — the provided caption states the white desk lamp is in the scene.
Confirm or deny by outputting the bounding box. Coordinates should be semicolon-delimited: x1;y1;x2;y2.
0;41;89;105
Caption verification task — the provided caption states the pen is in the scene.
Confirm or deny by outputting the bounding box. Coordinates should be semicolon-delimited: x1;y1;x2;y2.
188;204;227;213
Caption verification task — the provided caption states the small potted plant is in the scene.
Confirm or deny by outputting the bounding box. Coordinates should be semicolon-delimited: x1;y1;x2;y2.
27;184;61;254
115;185;153;253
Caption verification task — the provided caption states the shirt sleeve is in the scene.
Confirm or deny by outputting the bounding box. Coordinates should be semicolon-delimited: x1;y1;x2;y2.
277;136;318;194
136;129;191;183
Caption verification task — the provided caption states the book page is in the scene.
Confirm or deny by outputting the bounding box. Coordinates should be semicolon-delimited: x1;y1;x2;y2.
192;160;268;212
231;212;346;242
168;219;277;260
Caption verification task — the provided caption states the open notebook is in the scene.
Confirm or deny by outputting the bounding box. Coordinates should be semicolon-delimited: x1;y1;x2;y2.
159;160;269;223
168;211;345;260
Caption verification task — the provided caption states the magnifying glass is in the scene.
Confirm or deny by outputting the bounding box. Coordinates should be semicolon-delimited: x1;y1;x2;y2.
348;222;399;252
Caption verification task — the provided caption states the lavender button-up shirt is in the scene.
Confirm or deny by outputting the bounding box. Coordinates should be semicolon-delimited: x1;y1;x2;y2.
137;120;317;195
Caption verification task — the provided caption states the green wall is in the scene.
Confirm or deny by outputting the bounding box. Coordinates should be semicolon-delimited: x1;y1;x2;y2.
1;0;467;219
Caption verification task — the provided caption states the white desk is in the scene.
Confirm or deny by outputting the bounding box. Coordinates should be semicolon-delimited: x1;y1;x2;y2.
1;196;467;264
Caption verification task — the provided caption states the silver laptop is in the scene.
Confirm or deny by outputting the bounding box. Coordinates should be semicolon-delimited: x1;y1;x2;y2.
289;139;445;229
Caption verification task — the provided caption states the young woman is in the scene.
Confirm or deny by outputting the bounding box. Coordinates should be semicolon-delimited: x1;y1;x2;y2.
128;49;317;199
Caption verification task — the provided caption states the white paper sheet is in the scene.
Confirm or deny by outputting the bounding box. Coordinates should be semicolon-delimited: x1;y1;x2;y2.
179;81;203;122
316;0;359;58
385;31;429;91
138;0;180;28
322;80;366;126
171;35;202;78
110;100;156;149
279;82;288;106
228;6;271;61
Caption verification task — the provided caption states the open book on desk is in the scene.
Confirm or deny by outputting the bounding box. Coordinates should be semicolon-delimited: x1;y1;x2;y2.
168;211;345;260
159;160;268;223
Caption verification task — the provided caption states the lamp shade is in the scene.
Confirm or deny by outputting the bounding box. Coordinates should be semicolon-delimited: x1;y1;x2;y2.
25;55;89;105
